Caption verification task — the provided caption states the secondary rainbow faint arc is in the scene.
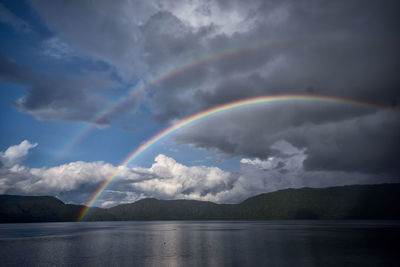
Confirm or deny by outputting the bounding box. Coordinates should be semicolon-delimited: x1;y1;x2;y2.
57;35;351;162
56;39;279;161
76;94;398;221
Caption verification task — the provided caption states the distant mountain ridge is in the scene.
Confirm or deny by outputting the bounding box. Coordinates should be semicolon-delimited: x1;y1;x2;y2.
1;183;400;223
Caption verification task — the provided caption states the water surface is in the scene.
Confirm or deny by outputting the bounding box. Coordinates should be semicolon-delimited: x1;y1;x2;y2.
0;221;399;266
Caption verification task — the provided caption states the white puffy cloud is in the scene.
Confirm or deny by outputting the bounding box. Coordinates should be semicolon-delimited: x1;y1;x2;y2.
130;154;233;202
0;141;117;202
1;160;115;195
0;140;37;167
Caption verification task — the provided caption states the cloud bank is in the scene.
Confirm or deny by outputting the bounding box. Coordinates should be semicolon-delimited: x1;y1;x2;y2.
1;141;397;207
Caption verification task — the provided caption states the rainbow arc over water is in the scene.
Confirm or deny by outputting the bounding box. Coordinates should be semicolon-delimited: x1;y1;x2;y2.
76;94;398;221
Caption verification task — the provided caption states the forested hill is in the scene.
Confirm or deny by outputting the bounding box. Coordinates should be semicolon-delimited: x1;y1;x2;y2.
1;183;400;223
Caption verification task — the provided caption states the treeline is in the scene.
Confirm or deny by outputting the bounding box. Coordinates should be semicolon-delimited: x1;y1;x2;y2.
1;183;400;223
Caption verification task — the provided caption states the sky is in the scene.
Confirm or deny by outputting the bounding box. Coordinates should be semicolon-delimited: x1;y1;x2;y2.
0;0;399;208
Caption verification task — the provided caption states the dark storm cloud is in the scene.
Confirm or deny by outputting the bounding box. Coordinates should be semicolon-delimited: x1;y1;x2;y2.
300;112;400;175
27;0;400;175
0;54;36;82
153;2;400;120
175;108;400;175
139;11;204;67
27;0;400;113
28;0;154;81
0;54;116;124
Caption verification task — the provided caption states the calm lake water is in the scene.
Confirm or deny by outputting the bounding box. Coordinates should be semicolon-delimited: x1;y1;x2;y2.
0;221;399;266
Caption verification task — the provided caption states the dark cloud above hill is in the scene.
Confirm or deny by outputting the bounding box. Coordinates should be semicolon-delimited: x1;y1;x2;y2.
175;109;400;175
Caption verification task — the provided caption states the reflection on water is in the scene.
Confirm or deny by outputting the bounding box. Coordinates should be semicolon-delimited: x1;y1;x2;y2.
0;221;399;266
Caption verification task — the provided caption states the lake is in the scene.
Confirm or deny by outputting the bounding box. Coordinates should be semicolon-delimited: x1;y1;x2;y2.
0;221;399;266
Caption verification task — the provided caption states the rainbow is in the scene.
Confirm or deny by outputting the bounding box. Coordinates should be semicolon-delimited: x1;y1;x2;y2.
76;94;398;221
57;35;352;162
